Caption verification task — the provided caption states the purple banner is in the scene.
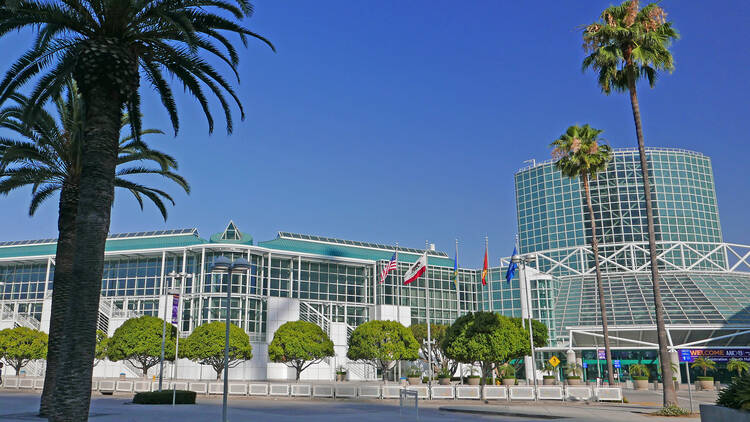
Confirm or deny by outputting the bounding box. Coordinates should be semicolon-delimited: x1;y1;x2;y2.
679;349;750;363
597;349;605;359
171;294;180;324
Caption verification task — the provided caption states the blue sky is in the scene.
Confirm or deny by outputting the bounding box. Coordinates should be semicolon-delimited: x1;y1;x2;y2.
1;1;748;267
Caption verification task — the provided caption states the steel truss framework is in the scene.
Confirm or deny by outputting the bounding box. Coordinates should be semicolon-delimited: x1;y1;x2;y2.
508;241;750;276
536;324;750;352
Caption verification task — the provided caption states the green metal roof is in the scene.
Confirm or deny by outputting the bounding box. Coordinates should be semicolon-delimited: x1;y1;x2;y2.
0;225;459;267
0;229;206;259
258;236;456;267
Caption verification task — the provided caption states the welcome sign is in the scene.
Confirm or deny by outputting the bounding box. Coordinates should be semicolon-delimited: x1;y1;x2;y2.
679;349;750;363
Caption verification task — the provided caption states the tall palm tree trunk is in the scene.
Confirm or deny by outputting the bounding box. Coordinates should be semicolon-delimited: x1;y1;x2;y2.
628;78;677;407
581;173;615;385
39;184;78;417
51;84;123;421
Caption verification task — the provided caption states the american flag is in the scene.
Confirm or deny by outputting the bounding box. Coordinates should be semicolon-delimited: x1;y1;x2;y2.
380;251;398;283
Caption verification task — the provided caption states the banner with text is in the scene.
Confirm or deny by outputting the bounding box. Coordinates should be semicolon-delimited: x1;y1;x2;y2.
679;348;750;363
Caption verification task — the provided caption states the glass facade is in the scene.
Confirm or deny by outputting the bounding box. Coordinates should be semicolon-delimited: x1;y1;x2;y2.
516;148;723;272
514;147;750;347
0;227;482;342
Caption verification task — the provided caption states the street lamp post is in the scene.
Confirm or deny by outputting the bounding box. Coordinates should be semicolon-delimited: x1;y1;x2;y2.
167;271;193;406
511;253;537;387
209;256;250;422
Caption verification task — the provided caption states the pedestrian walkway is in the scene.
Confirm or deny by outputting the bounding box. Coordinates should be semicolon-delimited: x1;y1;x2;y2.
0;389;714;422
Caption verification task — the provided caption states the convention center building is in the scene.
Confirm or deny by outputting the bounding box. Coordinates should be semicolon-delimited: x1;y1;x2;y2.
1;147;748;382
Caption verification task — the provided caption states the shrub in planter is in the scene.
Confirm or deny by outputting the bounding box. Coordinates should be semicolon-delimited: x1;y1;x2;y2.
543;375;556;385
133;390;196;405
566;376;581;386
438;369;452;385
406;366;422;385
467;375;481;385
629;363;651;390
692;358;716;390
717;373;750;411
335;366;347;381
498;363;515;385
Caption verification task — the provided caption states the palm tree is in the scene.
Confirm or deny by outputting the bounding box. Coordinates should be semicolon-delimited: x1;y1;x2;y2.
691;357;716;378
0;82;189;418
0;1;272;419
582;0;679;407
727;359;749;378
551;124;614;385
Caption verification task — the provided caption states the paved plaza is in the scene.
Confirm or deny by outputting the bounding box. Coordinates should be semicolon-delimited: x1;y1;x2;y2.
0;389;717;421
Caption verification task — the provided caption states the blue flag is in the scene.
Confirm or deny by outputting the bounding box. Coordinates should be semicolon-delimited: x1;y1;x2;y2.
505;246;518;283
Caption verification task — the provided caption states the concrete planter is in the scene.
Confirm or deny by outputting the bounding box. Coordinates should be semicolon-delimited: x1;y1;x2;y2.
335;373;346;382
438;377;451;385
700;404;750;422
699;378;715;391
407;377;421;385
633;378;649;390
467;377;480;385
543;377;556;385
566;378;581;386
502;378;516;386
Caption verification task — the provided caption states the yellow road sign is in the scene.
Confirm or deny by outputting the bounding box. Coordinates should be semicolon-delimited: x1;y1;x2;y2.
549;356;560;367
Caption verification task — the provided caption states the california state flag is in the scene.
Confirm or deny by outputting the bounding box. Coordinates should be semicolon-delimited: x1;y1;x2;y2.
404;252;427;285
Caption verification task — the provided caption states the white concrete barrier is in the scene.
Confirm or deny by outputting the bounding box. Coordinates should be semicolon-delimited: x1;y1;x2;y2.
133;381;151;392
290;384;311;397
228;383;247;395
152;381;168;391
313;384;334;398
455;385;481;400
566;386;592;401
430;385;454;399
381;385;402;399
99;380;115;392
537;386;564;400
189;382;208;394
595;387;623;402
482;386;508;400
18;378;35;389
269;384;290;396
3;377;19;388
249;383;269;396
358;385;380;399
171;381;188;391
91;380;98;391
34;379;44;390
334;385;356;398
406;385;429;399
509;386;535;401
208;383;223;394
115;380;133;392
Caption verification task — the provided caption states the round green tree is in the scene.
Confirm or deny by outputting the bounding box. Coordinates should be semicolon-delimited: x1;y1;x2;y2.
442;312;526;385
347;320;419;380
106;316;175;376
180;322;253;380
268;321;334;380
94;330;109;367
0;326;48;375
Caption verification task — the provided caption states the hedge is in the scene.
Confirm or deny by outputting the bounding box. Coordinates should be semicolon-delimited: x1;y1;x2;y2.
133;390;196;405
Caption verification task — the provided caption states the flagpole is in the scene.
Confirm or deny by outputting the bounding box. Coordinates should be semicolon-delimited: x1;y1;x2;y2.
425;240;433;388
455;238;461;384
396;241;401;383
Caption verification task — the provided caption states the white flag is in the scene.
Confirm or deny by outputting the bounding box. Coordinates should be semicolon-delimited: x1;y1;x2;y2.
404;252;427;285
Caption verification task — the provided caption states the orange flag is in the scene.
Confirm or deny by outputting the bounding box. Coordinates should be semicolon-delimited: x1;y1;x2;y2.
481;246;488;286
